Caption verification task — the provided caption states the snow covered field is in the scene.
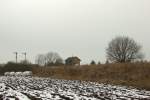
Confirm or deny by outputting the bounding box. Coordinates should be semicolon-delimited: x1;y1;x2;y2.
0;76;150;100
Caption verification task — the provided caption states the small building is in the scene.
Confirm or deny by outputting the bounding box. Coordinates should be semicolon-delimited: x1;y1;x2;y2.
65;56;81;66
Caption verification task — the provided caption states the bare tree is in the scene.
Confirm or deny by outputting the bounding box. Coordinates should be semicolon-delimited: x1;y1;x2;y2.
35;52;63;66
106;36;144;63
46;52;63;65
35;54;46;66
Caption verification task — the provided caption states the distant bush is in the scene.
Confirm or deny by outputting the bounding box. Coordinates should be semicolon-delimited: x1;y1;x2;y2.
2;62;34;74
90;60;96;65
0;65;3;75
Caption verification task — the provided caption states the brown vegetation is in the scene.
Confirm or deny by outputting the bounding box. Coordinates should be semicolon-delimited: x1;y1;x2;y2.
32;62;150;90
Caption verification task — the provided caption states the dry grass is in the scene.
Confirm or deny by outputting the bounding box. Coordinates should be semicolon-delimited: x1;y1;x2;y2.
32;62;150;90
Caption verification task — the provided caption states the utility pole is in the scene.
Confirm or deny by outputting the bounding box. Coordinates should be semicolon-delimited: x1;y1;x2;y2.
22;52;27;61
14;52;18;63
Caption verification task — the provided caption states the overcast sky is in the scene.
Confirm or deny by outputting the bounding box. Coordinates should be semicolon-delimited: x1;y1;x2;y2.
0;0;150;64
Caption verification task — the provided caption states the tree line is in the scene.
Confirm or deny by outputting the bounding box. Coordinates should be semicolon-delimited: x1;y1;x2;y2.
34;36;144;66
